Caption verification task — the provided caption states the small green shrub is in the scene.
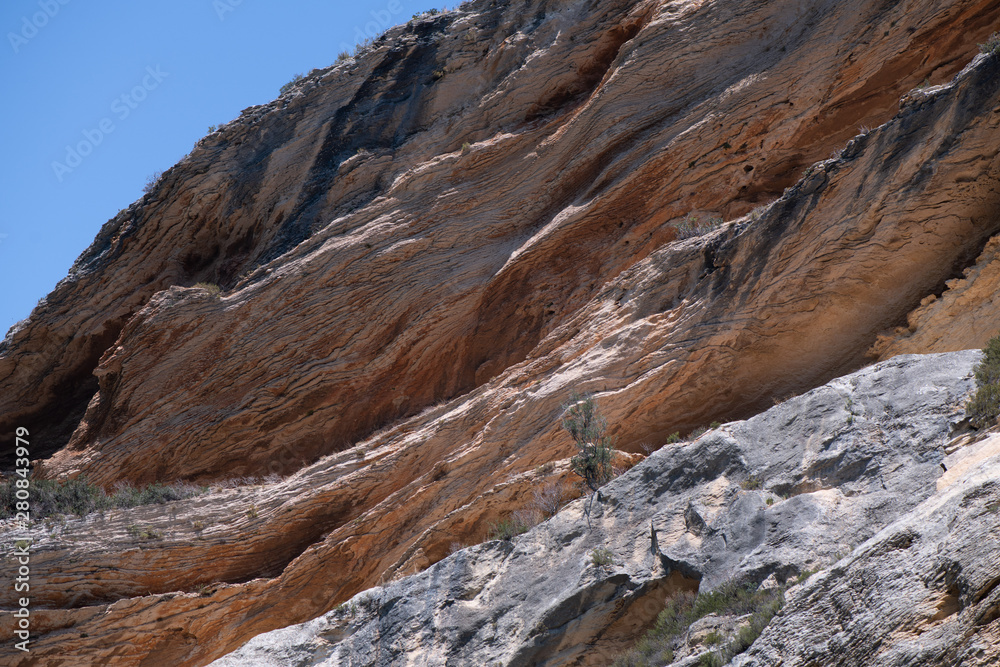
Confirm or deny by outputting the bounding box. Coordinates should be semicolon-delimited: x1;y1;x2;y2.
703;630;724;646
979;32;1000;55
563;393;616;526
664;432;681;444
461;141;471;155
336;50;350;62
207;124;219;133
564;394;615;492
194;282;221;295
279;73;305;95
967;334;1000;428
795;568;819;584
741;475;762;491
590;547;614;567
334;600;359;617
698;653;724;667
488;516;530;541
127;524;163;541
247;504;258;519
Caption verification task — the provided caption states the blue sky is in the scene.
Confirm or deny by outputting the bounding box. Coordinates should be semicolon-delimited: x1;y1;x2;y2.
0;0;445;334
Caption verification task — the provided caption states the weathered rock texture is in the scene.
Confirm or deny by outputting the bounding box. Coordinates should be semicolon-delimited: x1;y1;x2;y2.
871;233;1000;359
4;0;999;475
1;0;999;664
208;350;999;666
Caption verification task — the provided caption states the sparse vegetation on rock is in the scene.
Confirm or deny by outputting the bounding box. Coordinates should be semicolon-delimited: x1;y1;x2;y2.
487;516;530;541
979;31;1000;54
673;214;725;240
589;546;614;567
194;282;221;296
4;0;1000;663
563;393;615;526
612;579;786;667
127;523;164;541
279;73;304;95
0;477;205;522
142;171;161;194
966;333;1000;428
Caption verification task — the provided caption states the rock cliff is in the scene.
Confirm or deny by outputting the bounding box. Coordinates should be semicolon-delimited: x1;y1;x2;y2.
208;350;1000;666
1;0;1000;664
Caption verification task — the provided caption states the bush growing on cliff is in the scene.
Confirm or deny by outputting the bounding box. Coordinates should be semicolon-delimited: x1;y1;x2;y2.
194;282;221;296
127;523;163;541
612;579;787;667
487;515;531;541
142;171;162;194
279;73;304;95
590;546;614;567
967;334;1000;429
979;32;1000;55
563;393;615;526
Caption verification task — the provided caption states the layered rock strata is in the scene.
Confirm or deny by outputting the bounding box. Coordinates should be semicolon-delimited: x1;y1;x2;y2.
1;0;999;665
211;351;999;666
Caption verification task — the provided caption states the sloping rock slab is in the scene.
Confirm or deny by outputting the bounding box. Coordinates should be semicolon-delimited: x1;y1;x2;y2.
211;350;984;666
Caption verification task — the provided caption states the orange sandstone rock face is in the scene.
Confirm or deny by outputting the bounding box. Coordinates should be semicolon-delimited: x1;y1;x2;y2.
1;0;999;664
870;234;1000;360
